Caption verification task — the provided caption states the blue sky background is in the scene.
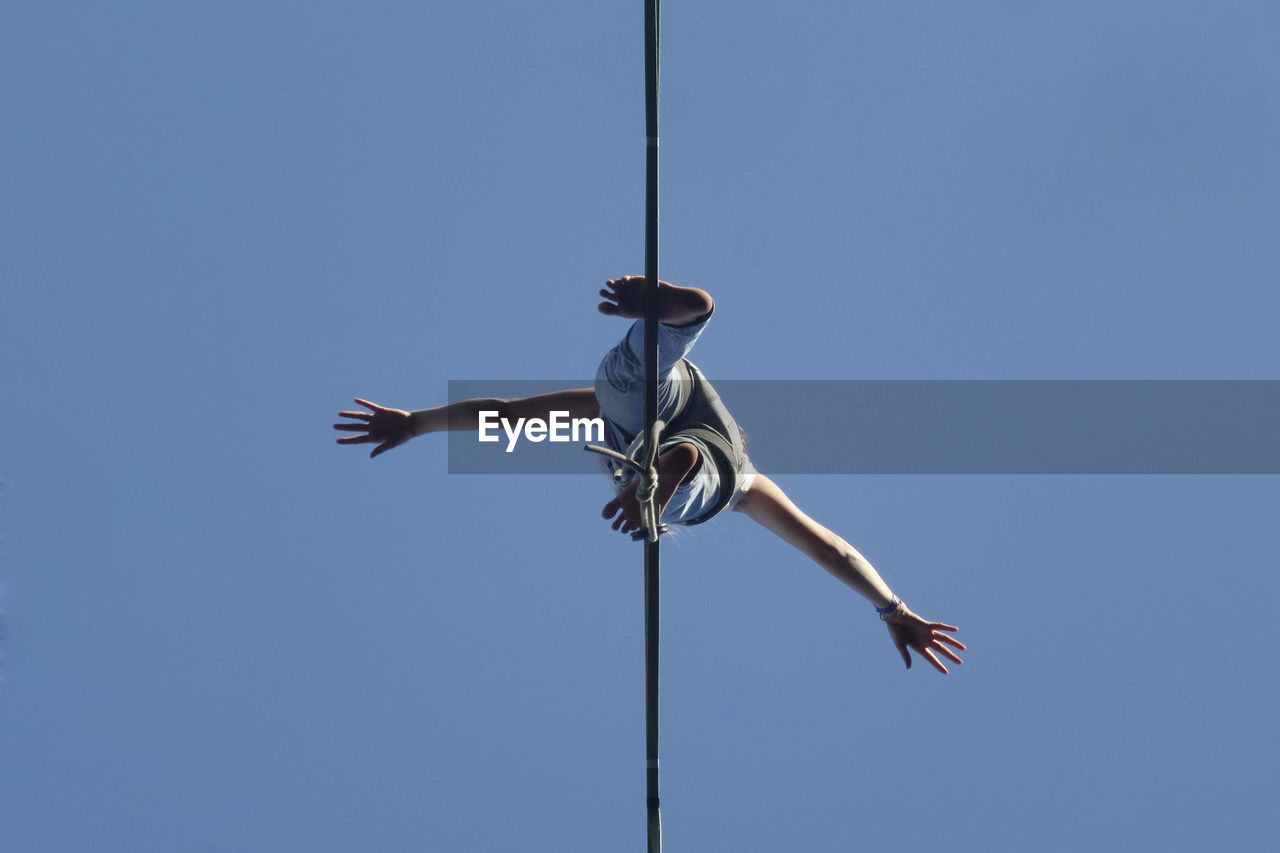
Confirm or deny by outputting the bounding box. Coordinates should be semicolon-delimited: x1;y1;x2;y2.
3;2;1279;851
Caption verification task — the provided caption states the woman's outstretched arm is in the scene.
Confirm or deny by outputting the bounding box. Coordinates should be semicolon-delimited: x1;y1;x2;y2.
733;474;965;674
333;389;599;458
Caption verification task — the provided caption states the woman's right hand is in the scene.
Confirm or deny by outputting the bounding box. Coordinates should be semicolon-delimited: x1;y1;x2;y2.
333;398;415;458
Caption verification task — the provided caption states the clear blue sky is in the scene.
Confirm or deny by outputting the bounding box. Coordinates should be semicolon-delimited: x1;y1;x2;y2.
3;2;1279;851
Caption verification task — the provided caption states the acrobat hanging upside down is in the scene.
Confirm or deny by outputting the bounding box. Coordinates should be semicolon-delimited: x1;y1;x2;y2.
335;277;965;674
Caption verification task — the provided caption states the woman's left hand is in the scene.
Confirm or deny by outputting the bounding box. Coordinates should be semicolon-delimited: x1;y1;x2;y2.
881;603;966;674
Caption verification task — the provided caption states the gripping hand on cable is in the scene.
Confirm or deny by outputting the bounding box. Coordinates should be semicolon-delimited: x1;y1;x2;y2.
600;442;700;539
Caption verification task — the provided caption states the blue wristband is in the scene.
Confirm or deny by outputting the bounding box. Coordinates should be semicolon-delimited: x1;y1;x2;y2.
875;595;900;614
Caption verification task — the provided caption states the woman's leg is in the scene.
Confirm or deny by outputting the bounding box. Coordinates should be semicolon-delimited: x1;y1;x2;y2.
594;316;713;436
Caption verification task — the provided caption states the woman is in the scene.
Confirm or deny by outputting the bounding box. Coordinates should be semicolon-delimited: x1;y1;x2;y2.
334;277;965;673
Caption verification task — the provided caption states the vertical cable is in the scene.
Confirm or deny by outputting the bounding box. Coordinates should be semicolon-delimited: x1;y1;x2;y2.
642;1;662;851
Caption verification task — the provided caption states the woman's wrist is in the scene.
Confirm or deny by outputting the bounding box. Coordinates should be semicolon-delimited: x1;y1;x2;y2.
876;595;908;622
408;409;433;437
